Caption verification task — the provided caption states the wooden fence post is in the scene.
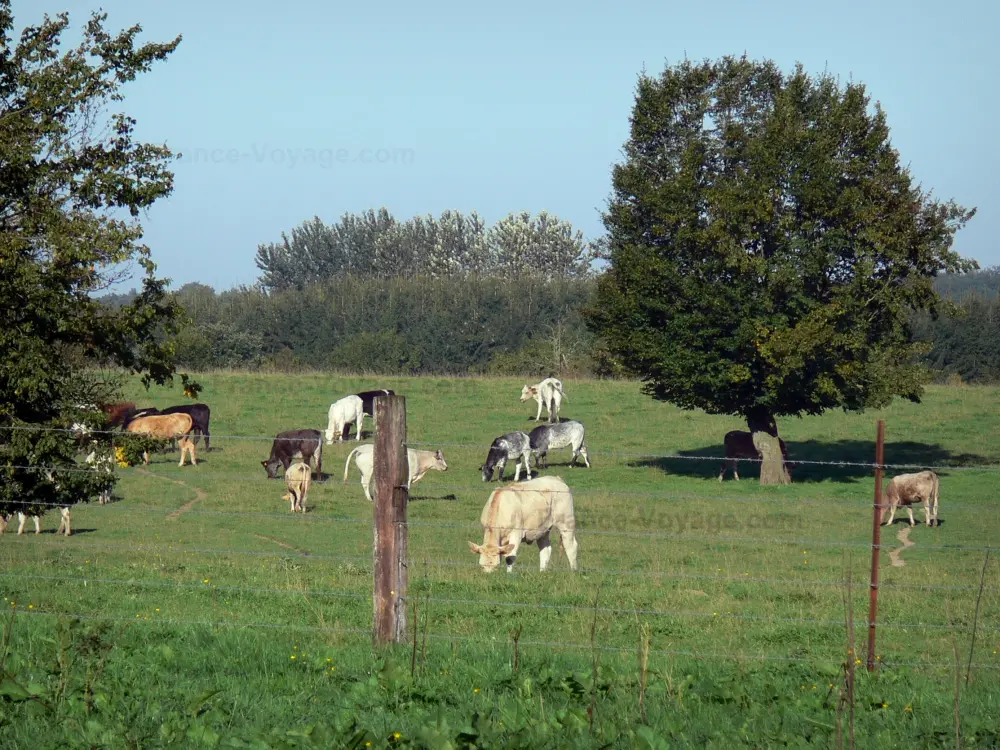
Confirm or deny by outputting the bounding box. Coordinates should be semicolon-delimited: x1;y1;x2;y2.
373;394;408;646
867;419;886;671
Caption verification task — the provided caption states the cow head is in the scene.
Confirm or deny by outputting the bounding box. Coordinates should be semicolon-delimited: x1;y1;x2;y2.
468;540;514;572
262;459;280;479
519;385;537;403
433;450;448;472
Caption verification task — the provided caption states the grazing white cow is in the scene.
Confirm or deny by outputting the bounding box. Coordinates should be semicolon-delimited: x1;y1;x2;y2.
520;377;566;423
880;470;940;527
468;475;579;573
282;461;313;513
343;443;448;502
324;395;365;444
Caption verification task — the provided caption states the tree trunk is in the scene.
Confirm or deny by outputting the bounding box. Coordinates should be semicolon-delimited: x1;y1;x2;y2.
748;408;790;486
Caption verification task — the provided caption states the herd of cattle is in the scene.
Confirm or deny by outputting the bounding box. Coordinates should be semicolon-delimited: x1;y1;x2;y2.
0;378;943;570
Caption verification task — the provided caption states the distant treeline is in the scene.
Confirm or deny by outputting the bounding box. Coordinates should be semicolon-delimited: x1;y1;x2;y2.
98;208;999;381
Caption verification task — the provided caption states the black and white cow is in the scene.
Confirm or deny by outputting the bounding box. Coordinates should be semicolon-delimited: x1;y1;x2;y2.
528;420;590;469
481;431;533;482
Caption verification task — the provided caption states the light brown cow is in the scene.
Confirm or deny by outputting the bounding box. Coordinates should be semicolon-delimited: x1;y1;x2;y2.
468;475;579;573
282;461;312;513
880;470;940;527
343;443;448;502
125;413;197;466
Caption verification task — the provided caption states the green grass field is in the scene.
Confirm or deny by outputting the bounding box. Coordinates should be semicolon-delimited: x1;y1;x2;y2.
2;373;999;748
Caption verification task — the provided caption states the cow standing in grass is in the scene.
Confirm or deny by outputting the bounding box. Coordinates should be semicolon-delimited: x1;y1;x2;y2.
262;430;324;479
718;430;789;482
880;470;940;527
468;475;579;573
324;395;365;444
125;413;197;466
528;421;590;469
343;443;448;502
520;377;565;423
283;461;312;513
481;432;533;482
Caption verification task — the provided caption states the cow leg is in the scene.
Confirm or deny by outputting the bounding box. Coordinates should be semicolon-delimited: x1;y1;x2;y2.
883;505;897;526
0;515;6;534
356;419;362;441
559;527;579;571
906;506;916;527
521;453;531;481
923;502;932;527
732;460;740;482
534;400;543;421
537;531;553;571
58;507;71;536
362;470;373;502
17;512;27;535
512;457;522;482
505;536;523;573
579;445;590;468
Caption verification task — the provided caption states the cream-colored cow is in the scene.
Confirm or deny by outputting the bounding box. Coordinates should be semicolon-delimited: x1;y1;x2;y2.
282;461;312;513
520;377;565;423
468;475;579;573
343;443;448;502
880;470;940;527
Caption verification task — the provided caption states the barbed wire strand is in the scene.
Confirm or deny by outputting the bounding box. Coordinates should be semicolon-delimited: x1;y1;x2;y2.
3;423;999;472
9;607;1000;671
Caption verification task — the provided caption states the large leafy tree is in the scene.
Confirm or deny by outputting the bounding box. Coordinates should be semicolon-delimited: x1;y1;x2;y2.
586;56;977;483
0;4;197;519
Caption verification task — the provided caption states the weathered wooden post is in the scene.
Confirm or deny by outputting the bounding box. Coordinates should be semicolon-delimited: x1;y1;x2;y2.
373;394;408;645
867;419;885;671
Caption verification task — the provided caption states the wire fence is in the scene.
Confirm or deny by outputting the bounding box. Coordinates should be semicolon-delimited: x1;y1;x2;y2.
2;421;998;678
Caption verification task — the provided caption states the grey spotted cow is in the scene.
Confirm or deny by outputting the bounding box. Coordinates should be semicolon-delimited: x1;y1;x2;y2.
528;420;590;469
481;431;533;482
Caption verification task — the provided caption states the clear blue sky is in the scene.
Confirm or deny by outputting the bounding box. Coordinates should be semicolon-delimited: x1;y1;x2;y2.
15;0;998;291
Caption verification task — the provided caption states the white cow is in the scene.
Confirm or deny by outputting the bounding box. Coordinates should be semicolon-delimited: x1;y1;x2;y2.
468;475;579;573
324;395;365;444
880;470;940;527
520;377;566;423
343;443;448;502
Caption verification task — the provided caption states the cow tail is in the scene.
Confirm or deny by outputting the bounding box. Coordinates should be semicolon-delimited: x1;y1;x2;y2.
344;447;360;483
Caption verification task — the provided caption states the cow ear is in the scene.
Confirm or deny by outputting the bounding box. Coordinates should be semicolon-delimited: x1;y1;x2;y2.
499;543;514;555
468;541;482;554
436;450;443;459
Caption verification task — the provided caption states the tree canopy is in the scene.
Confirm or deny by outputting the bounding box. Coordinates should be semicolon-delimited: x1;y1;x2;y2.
254;208;597;290
0;3;194;515
586;56;978;435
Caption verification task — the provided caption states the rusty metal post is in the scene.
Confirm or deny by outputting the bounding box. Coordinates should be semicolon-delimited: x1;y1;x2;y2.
867;419;886;671
373;394;408;645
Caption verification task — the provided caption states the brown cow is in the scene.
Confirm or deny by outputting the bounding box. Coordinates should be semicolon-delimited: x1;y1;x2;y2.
101;401;137;428
718;430;789;481
126;414;197;466
880;471;940;527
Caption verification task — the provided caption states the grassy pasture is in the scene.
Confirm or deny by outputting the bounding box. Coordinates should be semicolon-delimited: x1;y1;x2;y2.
2;373;999;747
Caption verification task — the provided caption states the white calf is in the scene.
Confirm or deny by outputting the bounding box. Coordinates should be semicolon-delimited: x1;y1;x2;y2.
324;395;365;444
520;377;566;423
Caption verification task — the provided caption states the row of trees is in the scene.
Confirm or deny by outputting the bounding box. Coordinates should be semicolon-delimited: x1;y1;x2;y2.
97;271;999;382
253;208;599;290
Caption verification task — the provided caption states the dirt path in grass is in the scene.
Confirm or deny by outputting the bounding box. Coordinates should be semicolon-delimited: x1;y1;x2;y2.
133;467;207;520
253;534;311;556
889;526;915;568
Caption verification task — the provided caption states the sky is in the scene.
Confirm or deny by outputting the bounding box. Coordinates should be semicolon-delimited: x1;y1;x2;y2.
14;0;998;292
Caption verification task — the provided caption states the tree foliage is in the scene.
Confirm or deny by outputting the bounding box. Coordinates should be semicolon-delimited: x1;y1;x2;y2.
586;56;978;433
0;3;194;517
253;208;597;291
